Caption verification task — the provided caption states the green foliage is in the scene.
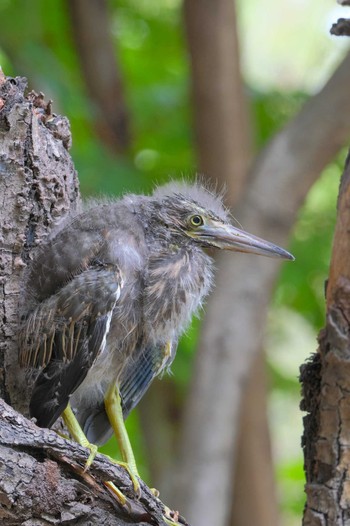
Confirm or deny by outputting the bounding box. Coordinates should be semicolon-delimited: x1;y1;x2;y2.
276;460;306;517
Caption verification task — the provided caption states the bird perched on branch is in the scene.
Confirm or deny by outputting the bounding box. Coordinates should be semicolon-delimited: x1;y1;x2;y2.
19;181;293;504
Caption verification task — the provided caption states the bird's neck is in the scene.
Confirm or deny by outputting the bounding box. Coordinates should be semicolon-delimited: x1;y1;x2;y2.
143;242;214;342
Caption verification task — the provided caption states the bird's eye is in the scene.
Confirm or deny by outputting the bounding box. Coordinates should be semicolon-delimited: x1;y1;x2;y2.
190;215;204;227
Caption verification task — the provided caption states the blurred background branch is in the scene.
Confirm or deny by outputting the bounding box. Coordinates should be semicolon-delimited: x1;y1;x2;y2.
67;0;131;153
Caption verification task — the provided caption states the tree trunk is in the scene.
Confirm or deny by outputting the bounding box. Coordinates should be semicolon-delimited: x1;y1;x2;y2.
183;0;250;198
0;72;182;526
0;72;80;417
301;150;350;525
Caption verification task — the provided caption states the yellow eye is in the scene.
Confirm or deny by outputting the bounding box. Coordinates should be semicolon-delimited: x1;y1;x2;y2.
190;215;204;227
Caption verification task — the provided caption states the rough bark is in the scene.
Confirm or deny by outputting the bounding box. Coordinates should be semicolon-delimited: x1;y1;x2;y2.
67;0;131;153
0;73;183;526
174;50;350;526
0;71;80;418
301;152;350;525
0;399;171;526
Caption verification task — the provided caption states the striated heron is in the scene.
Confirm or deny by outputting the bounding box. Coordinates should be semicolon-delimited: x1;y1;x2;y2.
19;181;293;508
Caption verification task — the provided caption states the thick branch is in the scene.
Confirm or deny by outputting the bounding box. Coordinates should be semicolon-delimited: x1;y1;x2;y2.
0;399;171;525
301;153;350;525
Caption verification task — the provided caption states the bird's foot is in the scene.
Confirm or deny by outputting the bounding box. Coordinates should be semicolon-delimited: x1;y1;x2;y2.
103;454;141;497
163;505;182;526
150;487;160;497
117;461;141;497
84;443;98;471
102;457;183;523
149;490;183;525
104;480;181;524
103;480;129;508
60;406;137;506
164;518;181;526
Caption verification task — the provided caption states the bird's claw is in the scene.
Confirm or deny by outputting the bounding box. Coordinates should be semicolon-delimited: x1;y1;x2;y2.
150;487;160;498
123;464;141;497
83;446;140;503
83;443;98;472
104;454;141;497
104;480;131;510
163;505;182;526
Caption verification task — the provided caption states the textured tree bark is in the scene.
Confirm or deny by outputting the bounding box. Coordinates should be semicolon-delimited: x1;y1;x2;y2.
0;72;181;526
0;71;80;418
67;0;131;153
301;152;350;525
0;398;169;526
174;48;350;526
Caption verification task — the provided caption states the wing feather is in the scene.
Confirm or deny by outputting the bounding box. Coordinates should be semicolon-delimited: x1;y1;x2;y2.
80;341;177;445
19;264;122;428
120;341;176;418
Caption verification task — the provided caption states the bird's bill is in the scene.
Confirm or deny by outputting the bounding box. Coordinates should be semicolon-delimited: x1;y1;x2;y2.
198;223;294;260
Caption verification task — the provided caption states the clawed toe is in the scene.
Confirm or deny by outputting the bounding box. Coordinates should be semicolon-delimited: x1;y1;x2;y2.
163;506;182;526
106;456;141;496
104;480;130;510
150;487;160;497
83;443;98;472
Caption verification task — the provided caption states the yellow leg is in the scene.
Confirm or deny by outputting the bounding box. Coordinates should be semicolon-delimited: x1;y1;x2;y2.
62;404;127;506
104;385;140;494
62;405;98;469
62;401;177;518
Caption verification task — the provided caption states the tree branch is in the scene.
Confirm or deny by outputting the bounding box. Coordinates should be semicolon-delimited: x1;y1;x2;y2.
183;0;250;197
67;0;131;153
0;398;172;526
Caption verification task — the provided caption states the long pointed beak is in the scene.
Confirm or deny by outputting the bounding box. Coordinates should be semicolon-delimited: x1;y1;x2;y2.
199;223;294;260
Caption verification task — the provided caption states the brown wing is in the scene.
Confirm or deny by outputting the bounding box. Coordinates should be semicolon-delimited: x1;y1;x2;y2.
19;263;122;428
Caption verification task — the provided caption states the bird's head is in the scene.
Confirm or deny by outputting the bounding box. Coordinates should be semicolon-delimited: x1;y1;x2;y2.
150;181;294;260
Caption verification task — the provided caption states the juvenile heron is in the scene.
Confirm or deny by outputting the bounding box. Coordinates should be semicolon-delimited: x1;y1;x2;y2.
19;181;293;503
